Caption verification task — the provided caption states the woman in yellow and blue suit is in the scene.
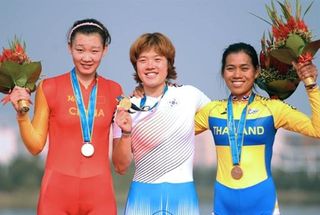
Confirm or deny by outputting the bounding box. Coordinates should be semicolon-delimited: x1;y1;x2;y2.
195;42;320;215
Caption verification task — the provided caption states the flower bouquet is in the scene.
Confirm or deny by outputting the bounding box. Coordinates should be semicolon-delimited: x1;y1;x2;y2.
0;37;42;112
254;0;320;100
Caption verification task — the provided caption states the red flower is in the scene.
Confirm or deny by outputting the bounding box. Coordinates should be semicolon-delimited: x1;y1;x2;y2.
0;39;29;65
0;37;42;96
298;52;313;64
254;0;317;100
260;51;268;69
272;26;281;41
297;19;308;32
287;17;296;31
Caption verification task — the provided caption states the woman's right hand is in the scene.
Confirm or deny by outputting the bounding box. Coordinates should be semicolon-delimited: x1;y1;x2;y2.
8;86;31;113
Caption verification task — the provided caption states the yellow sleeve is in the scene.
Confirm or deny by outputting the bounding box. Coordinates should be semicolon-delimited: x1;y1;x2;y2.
17;81;49;155
272;86;320;137
194;101;217;135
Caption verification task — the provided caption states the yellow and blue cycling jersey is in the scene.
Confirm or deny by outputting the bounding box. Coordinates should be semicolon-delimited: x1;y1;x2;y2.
195;87;320;215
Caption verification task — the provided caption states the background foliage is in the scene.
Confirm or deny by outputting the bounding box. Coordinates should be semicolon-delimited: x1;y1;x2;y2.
0;156;319;208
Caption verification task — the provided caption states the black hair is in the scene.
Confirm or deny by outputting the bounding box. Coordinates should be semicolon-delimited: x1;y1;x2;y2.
68;18;111;46
221;42;259;76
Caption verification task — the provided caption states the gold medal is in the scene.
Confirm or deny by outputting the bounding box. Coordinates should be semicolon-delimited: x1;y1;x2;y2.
81;143;95;157
231;165;243;180
118;96;132;111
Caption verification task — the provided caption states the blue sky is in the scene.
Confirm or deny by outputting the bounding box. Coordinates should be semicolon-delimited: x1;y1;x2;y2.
1;0;319;128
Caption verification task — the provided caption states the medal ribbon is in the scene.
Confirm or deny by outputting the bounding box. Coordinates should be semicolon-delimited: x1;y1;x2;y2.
70;68;97;143
139;84;168;111
227;93;255;165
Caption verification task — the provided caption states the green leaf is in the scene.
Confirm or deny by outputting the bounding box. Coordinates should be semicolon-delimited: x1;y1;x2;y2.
295;0;301;20
303;1;314;19
266;3;277;25
0;62;23;83
285;34;306;56
270;48;297;64
23;62;41;84
261;79;300;100
25;82;36;92
249;12;272;26
268;31;274;43
0;65;15;90
0;61;42;93
271;0;277;22
15;75;27;86
277;0;291;20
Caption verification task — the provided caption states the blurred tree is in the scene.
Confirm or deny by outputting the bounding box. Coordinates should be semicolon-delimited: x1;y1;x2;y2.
2;156;43;191
0;164;12;191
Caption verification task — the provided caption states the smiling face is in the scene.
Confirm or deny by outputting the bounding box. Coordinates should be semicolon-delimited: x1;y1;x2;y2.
68;32;107;80
136;48;168;96
223;51;259;99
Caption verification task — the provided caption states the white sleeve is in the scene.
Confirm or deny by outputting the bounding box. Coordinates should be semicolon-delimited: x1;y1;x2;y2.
187;85;211;110
112;122;122;139
197;89;211;109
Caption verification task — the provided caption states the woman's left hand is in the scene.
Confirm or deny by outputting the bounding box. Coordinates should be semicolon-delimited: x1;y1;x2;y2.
292;61;318;83
115;107;132;134
131;85;144;98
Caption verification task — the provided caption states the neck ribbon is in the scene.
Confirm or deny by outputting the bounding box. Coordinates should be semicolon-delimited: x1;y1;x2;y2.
227;93;255;165
70;68;97;143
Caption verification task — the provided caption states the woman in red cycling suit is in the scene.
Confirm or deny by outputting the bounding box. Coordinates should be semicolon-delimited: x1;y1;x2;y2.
8;18;122;215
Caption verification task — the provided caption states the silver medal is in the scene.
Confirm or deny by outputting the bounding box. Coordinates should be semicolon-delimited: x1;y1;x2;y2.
81;143;95;157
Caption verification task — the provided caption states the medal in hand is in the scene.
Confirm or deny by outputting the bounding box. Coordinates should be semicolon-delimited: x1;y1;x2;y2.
117;96;132;111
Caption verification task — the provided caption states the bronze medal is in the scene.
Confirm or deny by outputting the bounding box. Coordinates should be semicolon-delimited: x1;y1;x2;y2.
231;165;243;180
118;97;132;111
